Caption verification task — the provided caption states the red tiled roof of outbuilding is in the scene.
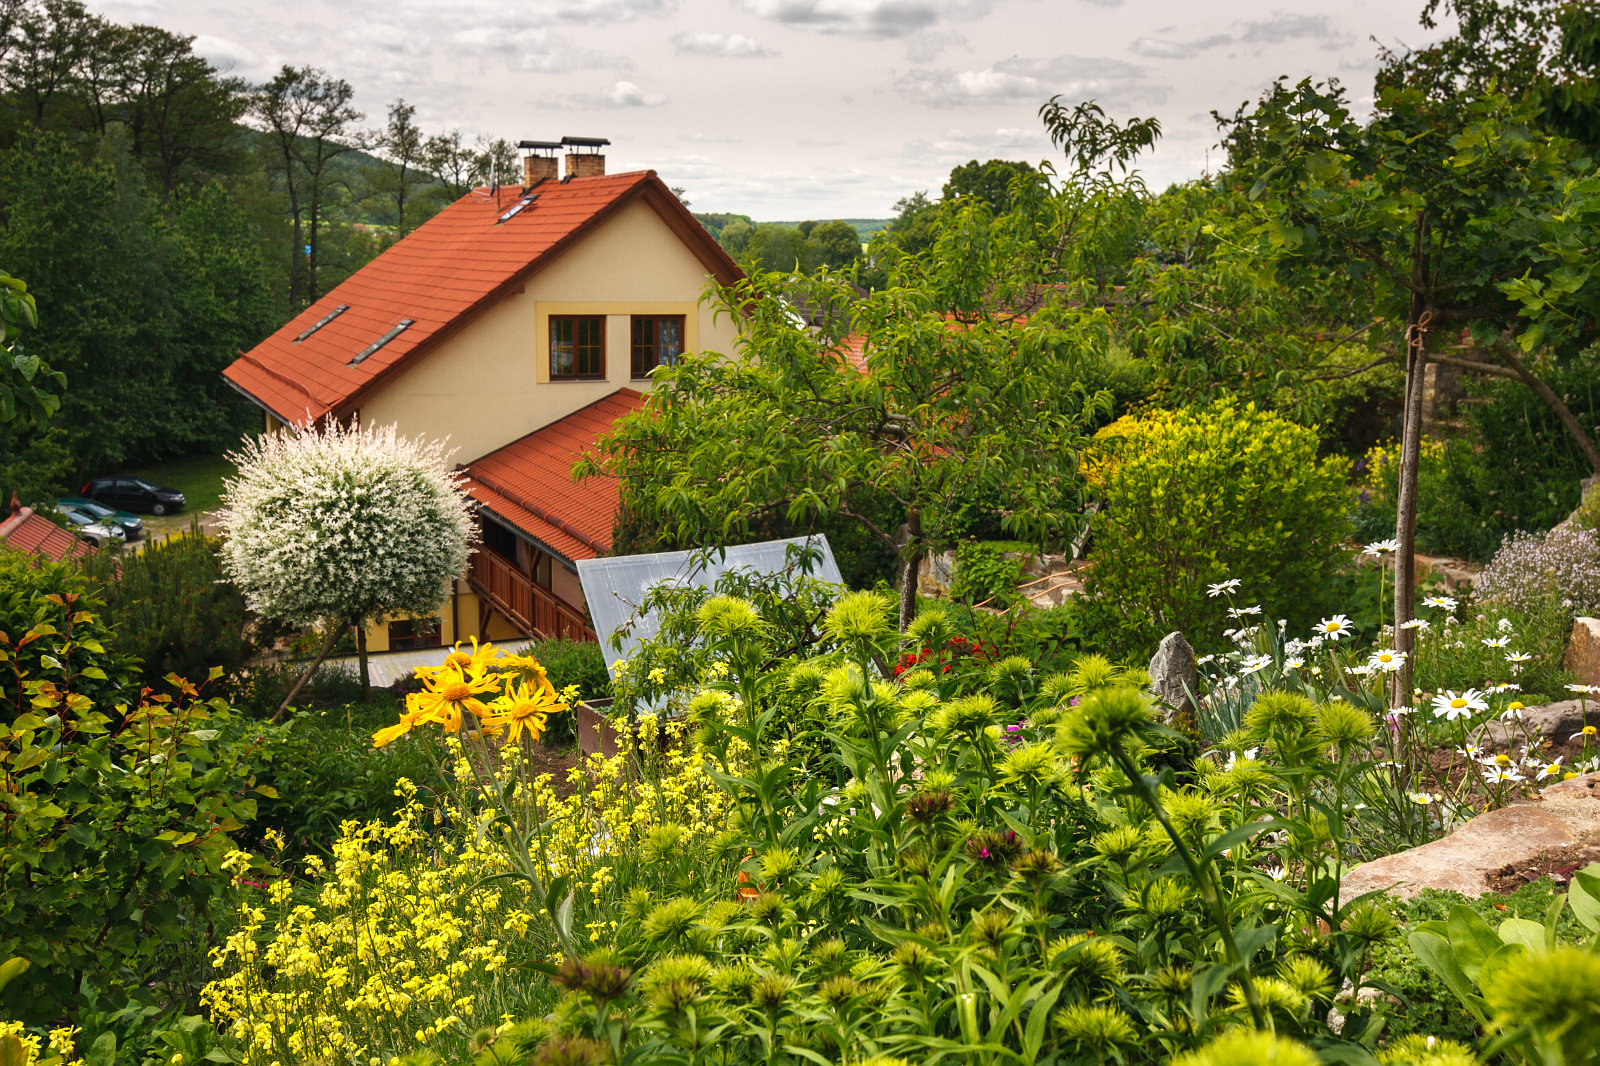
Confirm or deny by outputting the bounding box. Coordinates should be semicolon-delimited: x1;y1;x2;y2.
0;508;92;561
222;172;741;425
460;389;648;563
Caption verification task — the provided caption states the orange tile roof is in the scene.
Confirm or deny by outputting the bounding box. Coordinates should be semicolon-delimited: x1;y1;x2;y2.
0;508;91;561
223;172;740;424
461;389;648;563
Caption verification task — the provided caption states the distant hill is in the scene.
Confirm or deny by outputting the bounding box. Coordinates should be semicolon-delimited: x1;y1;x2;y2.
766;219;889;239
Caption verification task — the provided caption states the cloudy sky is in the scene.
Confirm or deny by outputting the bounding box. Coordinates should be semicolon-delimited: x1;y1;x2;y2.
88;0;1454;219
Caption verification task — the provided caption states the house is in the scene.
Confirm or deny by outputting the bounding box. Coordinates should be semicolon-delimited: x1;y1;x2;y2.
222;138;744;651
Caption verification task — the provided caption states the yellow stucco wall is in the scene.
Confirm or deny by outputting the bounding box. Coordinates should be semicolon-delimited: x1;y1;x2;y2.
359;198;739;466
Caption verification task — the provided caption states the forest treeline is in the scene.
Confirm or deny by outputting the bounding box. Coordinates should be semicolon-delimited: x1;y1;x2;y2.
0;0;535;479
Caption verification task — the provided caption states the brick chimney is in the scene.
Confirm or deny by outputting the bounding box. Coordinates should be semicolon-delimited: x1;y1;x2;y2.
561;135;610;179
524;154;557;185
518;140;560;188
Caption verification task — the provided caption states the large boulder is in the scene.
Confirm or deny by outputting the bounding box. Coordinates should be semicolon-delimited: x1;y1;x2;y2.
1566;617;1600;688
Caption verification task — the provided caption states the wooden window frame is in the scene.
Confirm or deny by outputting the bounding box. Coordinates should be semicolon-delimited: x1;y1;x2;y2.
630;314;686;379
549;315;606;380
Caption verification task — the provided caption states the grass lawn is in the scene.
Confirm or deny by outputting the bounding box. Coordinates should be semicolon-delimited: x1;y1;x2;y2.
126;451;237;514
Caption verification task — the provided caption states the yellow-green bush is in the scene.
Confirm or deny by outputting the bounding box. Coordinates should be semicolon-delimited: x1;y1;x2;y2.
1080;401;1350;654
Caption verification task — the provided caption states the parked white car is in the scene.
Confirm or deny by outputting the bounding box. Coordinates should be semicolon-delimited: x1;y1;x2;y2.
60;507;127;548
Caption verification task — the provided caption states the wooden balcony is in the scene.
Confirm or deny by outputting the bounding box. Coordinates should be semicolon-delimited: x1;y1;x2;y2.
467;549;597;644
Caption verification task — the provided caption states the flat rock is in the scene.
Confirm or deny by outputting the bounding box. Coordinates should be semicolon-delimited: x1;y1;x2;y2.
1343;772;1600;900
1475;699;1596;752
1565;617;1600;688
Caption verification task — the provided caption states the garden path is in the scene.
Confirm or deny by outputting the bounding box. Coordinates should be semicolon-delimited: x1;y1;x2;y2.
325;639;537;689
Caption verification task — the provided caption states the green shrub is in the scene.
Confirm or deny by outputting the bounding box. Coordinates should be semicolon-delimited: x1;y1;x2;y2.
532;638;611;746
0;548;135;713
79;525;257;690
0;562;275;1024
950;540;1026;608
1081;401;1350;655
249;699;436;858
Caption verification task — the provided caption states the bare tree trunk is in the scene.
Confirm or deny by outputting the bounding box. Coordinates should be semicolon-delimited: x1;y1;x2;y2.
356;619;372;704
1392;210;1431;708
898;509;923;633
271;622;345;722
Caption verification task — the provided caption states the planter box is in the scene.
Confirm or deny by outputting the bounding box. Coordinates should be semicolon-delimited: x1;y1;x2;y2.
577;698;623;758
576;698;680;759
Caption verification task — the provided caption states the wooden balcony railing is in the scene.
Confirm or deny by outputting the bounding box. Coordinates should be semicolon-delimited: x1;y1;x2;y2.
468;550;597;644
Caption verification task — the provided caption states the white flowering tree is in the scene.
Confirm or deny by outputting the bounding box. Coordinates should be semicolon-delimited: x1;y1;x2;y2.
219;420;477;713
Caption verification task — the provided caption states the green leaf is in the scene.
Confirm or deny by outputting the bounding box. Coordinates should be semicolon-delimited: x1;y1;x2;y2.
1568;866;1600;933
85;1032;116;1066
0;957;28;995
1497;917;1545;951
1446;904;1501;981
1409;930;1488;1025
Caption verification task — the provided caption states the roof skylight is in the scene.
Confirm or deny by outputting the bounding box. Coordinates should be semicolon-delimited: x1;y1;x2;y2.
294;303;348;342
497;194;539;224
348;319;415;365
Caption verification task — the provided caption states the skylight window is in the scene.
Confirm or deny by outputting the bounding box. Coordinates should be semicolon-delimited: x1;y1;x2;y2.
348;319;414;365
497;194;539;224
294;304;348;342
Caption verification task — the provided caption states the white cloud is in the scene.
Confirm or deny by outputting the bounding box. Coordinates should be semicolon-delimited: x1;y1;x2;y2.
895;54;1164;110
737;0;990;40
904;29;969;62
190;34;268;78
671;31;776;57
605;80;669;107
680;132;744;143
1129;33;1231;60
1239;13;1348;49
548;0;680;24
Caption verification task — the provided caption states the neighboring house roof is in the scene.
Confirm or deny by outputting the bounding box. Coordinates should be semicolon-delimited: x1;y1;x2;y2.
0;507;91;561
223;171;741;425
461;389;648;564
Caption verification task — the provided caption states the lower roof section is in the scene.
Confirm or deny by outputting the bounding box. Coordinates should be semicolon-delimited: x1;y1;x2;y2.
459;388;647;565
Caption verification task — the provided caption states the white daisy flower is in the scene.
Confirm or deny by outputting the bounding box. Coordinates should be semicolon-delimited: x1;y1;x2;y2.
1206;578;1242;598
1482;766;1524;784
1432;689;1488;721
1317;614;1354;640
1538;758;1565;781
1481;636;1511;648
1283;656;1305;669
1363;539;1400;555
1240;654;1273;675
1407;791;1432;805
1505;651;1532;663
1399;618;1430;631
1422;595;1458;611
1367;649;1407;673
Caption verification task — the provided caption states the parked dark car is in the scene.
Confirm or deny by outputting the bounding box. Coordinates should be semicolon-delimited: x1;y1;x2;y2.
81;476;186;516
57;498;144;540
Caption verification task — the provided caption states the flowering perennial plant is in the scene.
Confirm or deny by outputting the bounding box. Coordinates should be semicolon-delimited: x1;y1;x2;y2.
1197;572;1591;850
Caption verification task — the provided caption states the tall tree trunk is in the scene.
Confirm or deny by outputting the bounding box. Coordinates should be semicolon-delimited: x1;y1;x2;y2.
356;618;372;704
1393;210;1431;708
